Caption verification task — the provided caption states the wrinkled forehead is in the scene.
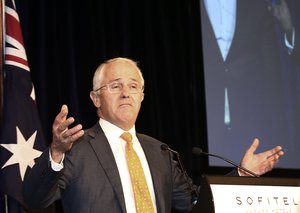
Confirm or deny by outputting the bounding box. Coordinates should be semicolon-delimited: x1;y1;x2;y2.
99;60;144;84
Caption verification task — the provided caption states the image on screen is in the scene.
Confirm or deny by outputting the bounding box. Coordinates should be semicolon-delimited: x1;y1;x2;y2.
200;0;300;169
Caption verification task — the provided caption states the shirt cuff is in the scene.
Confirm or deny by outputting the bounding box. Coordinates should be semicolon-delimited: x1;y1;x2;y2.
49;148;64;171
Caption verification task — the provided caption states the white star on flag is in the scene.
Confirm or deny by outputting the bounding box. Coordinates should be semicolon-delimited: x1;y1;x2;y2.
0;126;42;181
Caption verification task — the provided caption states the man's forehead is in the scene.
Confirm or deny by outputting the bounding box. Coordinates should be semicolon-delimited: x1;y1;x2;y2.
97;59;143;86
107;77;139;83
103;62;140;77
106;60;137;70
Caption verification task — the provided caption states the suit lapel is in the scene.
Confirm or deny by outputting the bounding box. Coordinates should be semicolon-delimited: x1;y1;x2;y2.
138;135;167;213
87;124;126;212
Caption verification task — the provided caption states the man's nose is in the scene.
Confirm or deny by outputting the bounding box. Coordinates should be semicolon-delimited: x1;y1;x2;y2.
120;86;131;97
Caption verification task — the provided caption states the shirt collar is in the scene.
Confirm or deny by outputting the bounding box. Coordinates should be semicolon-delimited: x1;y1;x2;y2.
99;118;137;142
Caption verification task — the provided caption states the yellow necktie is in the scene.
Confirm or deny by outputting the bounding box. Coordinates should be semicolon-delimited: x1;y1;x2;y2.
121;132;155;213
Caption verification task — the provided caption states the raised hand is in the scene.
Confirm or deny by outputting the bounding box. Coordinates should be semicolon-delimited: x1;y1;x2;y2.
50;105;84;162
239;138;284;176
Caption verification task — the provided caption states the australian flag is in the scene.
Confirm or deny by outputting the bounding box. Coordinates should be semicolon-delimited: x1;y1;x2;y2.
0;0;47;211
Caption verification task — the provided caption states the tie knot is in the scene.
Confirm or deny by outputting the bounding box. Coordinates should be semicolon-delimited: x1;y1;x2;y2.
120;132;133;143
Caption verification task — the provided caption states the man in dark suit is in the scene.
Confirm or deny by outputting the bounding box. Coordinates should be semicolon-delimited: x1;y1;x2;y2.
22;57;283;213
200;0;294;165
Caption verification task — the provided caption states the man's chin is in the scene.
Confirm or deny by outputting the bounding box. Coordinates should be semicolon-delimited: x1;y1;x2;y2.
120;115;137;125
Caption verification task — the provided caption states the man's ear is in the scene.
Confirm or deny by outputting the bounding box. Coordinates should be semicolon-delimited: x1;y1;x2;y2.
141;93;144;102
90;91;101;108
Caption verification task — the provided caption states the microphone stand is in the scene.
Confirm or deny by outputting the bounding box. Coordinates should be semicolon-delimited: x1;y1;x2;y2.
192;147;259;177
161;144;198;204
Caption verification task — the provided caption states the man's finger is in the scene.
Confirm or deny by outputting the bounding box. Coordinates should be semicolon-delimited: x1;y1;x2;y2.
267;148;283;159
57;117;75;132
53;105;69;128
246;138;260;154
64;124;83;138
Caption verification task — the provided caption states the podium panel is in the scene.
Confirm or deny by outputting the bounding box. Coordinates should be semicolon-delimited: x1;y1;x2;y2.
191;175;300;213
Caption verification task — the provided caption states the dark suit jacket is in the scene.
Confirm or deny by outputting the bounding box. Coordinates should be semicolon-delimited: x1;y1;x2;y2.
23;123;195;213
200;0;287;162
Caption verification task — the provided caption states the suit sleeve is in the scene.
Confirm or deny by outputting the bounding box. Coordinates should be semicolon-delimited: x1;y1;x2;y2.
22;148;65;208
169;153;197;212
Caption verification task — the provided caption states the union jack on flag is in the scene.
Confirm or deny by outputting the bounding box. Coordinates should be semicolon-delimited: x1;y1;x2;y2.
0;0;46;209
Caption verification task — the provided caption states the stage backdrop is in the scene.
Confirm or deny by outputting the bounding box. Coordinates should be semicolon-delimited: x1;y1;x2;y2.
11;0;300;185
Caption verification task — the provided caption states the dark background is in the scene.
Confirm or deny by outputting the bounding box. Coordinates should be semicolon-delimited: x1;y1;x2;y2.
16;0;300;190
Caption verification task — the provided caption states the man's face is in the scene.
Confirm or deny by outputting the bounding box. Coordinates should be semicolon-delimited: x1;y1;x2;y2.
92;60;144;130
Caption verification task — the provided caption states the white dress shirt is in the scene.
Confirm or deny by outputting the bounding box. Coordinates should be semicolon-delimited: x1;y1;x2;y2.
99;119;157;213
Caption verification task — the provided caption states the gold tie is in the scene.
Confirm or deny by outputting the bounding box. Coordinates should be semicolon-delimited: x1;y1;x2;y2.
121;132;155;213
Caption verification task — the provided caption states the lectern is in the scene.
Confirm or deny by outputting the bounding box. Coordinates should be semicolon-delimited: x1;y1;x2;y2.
191;175;300;213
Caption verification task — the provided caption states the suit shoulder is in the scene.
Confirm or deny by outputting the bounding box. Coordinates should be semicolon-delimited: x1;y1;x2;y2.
72;123;101;148
137;133;162;144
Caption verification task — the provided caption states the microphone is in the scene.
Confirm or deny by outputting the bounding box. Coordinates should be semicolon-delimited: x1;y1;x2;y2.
192;147;259;177
161;144;198;204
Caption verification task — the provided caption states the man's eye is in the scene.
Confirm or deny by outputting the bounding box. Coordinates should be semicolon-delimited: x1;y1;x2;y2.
129;84;138;89
111;83;121;89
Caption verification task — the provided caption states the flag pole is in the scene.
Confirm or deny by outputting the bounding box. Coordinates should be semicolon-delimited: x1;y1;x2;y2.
1;1;7;212
4;194;8;213
0;0;4;122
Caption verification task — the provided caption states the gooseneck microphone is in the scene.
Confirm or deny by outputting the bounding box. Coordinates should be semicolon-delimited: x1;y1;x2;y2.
161;144;198;204
192;147;259;177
